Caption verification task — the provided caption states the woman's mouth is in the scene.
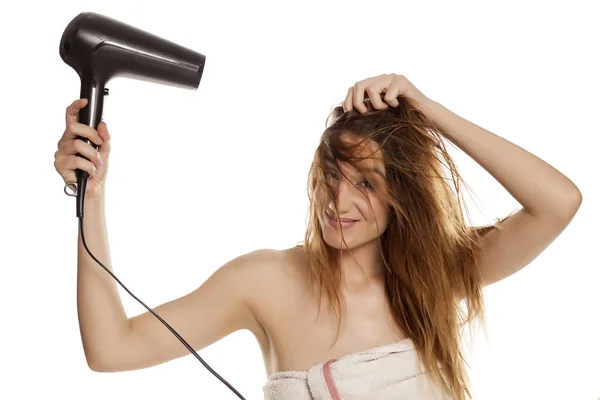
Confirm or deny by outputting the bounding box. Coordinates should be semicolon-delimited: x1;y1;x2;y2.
325;211;358;229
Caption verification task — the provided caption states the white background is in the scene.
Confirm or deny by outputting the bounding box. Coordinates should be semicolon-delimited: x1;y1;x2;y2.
1;1;598;399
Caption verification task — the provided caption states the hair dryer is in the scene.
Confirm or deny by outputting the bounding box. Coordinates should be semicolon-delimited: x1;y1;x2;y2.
60;11;205;218
59;12;246;399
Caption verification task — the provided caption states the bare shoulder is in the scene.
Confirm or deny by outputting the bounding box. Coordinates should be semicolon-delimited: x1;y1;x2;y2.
242;245;307;302
240;245;305;285
241;245;308;336
235;246;300;280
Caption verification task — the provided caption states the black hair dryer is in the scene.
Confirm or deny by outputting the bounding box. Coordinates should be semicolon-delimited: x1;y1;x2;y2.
59;12;206;218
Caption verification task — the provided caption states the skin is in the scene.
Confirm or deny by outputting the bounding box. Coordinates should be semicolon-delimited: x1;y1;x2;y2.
252;246;405;377
55;98;407;379
249;133;403;376
319;133;391;289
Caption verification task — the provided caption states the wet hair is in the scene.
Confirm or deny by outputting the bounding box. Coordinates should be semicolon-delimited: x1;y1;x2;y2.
298;94;512;400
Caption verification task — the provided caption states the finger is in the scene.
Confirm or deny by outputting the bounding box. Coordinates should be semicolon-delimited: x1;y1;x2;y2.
69;139;103;168
343;87;354;112
65;98;88;127
63;122;104;148
352;82;368;113
383;86;401;107
68;154;97;181
365;86;389;110
55;153;97;184
97;121;111;142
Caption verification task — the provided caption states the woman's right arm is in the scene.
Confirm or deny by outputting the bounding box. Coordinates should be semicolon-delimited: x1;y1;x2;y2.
78;198;268;372
57;98;270;373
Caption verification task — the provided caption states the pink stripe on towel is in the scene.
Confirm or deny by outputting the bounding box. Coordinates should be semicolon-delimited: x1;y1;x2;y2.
323;359;341;400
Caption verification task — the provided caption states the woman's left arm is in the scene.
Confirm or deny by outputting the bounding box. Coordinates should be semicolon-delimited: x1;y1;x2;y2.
423;101;582;286
424;101;582;217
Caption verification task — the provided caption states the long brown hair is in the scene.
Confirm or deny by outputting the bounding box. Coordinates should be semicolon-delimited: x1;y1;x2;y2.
299;95;511;399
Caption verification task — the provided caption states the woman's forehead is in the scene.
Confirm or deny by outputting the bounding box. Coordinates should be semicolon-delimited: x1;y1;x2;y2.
326;134;385;175
324;155;386;180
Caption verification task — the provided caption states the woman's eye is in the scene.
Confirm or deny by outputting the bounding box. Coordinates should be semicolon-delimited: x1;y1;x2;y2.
328;171;374;190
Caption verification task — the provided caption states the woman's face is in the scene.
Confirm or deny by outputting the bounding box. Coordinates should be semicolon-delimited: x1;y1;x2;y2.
319;136;390;249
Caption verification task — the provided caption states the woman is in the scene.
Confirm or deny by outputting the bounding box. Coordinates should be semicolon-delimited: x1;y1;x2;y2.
54;73;582;399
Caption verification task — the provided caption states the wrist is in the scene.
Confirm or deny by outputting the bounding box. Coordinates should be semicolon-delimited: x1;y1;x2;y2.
85;189;106;207
421;100;445;123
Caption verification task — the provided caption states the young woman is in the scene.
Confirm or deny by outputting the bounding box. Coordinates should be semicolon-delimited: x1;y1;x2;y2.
54;73;582;399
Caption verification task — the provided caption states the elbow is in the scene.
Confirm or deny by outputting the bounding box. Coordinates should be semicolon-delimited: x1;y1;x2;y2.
87;355;120;373
87;358;109;373
87;358;104;372
85;325;132;373
557;190;583;220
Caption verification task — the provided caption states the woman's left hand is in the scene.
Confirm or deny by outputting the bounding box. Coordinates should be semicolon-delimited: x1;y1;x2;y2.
343;73;437;117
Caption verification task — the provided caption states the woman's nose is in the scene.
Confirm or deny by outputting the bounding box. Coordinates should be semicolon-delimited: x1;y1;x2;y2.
333;178;361;206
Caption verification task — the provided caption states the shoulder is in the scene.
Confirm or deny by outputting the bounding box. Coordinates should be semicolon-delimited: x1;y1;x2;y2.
223;246;306;309
231;246;306;343
251;246;312;317
236;246;306;295
241;246;308;302
228;247;294;276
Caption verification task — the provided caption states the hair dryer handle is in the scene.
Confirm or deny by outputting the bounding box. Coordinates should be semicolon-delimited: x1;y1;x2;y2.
74;78;107;217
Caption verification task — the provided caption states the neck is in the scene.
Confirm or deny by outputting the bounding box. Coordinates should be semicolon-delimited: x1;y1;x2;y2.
336;241;386;289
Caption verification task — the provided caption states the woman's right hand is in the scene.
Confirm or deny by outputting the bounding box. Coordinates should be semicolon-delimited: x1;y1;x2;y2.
54;98;111;198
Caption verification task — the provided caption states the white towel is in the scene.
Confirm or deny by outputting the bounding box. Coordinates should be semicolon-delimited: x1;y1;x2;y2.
263;338;449;399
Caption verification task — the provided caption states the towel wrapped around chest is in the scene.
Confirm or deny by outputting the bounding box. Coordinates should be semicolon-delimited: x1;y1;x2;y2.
263;338;449;399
